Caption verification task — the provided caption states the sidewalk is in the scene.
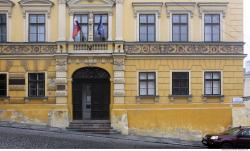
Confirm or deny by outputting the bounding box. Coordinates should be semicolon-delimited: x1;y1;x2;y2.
0;121;204;148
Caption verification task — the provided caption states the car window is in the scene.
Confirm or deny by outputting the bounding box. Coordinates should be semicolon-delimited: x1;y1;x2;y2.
223;127;241;136
239;129;250;137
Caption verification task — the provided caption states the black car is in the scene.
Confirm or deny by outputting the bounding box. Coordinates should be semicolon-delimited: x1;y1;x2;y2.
202;126;250;148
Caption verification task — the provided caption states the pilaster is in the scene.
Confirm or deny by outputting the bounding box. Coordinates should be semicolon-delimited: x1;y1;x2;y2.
113;52;126;104
108;13;113;41
115;0;124;40
55;54;68;104
58;0;66;41
88;13;94;41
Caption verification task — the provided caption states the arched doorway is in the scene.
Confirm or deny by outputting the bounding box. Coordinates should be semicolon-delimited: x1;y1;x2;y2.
72;67;110;120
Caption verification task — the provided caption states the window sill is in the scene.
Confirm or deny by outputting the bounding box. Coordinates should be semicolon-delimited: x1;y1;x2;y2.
168;95;192;102
0;96;10;103
136;95;159;103
202;95;224;102
24;96;48;103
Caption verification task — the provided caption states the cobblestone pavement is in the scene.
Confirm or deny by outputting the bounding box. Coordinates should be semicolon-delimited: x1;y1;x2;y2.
0;126;205;149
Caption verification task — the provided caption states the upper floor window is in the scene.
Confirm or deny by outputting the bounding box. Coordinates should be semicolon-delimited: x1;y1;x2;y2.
0;74;7;97
74;14;88;42
139;14;156;42
94;14;108;41
172;72;189;95
0;14;7;42
139;72;156;96
29;14;45;42
28;73;45;97
204;14;220;42
172;14;188;42
204;72;221;95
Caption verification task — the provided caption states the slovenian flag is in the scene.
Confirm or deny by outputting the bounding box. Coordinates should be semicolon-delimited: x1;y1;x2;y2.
72;17;81;40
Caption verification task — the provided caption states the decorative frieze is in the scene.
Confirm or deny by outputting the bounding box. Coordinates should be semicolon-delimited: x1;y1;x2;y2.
0;43;57;54
124;42;244;54
68;57;113;65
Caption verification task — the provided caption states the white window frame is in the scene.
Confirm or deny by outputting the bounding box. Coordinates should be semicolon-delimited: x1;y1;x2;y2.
26;72;47;97
203;70;223;96
0;11;11;42
169;11;192;42
170;70;191;95
0;72;9;97
69;12;113;42
25;12;50;42
137;70;158;96
136;12;160;42
202;12;223;42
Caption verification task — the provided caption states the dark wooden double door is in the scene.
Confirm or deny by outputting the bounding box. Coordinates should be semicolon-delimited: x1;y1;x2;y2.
72;68;110;120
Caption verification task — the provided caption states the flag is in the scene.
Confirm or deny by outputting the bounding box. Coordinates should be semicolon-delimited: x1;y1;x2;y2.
72;17;81;40
97;16;105;37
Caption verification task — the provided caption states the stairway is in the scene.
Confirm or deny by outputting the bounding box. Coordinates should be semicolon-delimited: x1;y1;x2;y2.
66;120;119;134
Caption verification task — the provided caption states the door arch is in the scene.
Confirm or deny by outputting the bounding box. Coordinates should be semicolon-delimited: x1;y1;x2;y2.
72;67;110;120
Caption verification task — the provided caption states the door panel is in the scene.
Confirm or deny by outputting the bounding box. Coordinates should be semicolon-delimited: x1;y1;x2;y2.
73;81;83;120
91;81;110;120
82;84;91;120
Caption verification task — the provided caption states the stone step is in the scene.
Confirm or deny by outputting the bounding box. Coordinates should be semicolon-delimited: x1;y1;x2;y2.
71;120;111;124
66;120;119;135
67;128;120;134
66;127;114;132
68;125;112;129
69;123;111;126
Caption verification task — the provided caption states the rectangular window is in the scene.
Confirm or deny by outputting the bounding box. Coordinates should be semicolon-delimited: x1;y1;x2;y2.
172;72;189;95
204;14;220;42
139;14;156;42
93;14;108;41
74;14;88;42
204;72;221;95
0;74;7;97
172;14;188;42
139;72;156;96
0;14;7;42
28;73;45;97
29;14;45;42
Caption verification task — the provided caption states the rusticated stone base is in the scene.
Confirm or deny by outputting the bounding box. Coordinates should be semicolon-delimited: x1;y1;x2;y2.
232;108;250;127
48;110;69;128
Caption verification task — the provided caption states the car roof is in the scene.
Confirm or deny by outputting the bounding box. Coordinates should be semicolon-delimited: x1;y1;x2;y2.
237;126;250;129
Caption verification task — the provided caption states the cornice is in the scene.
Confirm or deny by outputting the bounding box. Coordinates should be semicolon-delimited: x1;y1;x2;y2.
67;0;114;15
0;0;15;17
197;2;229;18
18;0;54;18
165;2;196;18
132;2;163;18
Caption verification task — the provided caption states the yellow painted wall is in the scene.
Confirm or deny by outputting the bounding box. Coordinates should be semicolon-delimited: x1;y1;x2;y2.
10;0;58;42
112;104;233;140
123;0;243;42
6;0;243;42
125;58;244;104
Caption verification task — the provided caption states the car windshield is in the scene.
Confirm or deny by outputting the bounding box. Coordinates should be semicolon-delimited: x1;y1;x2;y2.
222;127;241;135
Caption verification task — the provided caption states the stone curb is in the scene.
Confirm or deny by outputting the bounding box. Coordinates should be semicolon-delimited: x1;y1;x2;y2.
0;121;204;148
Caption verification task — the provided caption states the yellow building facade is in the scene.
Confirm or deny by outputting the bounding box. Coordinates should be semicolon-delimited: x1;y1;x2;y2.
0;0;246;140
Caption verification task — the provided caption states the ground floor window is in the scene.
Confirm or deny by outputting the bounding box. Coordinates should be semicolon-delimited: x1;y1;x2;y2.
28;73;45;97
0;74;7;97
172;72;189;95
139;72;156;96
204;72;221;95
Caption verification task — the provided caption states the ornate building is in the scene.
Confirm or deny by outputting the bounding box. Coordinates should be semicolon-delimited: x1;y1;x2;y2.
0;0;246;140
